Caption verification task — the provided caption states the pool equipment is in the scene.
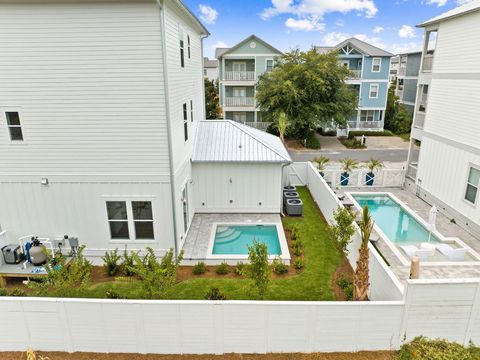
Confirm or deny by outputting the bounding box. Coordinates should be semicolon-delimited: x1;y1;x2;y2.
2;244;23;265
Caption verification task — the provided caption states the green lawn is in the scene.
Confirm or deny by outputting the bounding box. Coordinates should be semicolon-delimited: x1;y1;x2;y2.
39;187;342;301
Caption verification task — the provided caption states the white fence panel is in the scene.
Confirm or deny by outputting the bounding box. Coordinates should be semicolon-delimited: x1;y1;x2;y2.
283;162;308;186
323;169;405;188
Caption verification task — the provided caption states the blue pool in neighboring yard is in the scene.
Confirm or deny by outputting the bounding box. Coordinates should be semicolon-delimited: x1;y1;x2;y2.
213;225;281;255
351;194;440;245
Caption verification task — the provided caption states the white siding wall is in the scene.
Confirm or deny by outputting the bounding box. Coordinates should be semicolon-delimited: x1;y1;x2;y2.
0;0;169;176
192;163;282;213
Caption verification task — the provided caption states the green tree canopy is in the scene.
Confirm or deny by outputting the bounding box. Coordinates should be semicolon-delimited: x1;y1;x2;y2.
205;78;222;119
256;48;357;138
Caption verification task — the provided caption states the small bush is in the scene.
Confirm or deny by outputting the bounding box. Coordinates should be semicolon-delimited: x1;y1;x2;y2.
339;137;365;149
122;248;137;276
234;262;247;276
215;261;230;275
192;261;207;275
318;128;336;136
294;257;304;270
105;289;123;299
205;287;227;300
397;336;480;360
290;223;300;241
304;132;320;149
0;288;8;296
336;275;353;301
102;248;121;276
247;240;270;299
271;256;288;275
10;288;27;297
292;238;304;257
348;130;394;137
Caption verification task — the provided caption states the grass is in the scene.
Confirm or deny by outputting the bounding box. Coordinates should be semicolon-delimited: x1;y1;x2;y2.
29;187;342;301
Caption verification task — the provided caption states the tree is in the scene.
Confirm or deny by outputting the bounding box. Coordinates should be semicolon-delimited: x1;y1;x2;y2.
205;78;222;119
354;206;374;301
384;80;412;134
276;111;290;143
385;80;398;126
329;206;356;255
247;240;270;299
256;48;357;138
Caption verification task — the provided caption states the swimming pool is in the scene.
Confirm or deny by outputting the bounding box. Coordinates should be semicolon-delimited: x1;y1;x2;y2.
212;225;281;255
351;194;440;245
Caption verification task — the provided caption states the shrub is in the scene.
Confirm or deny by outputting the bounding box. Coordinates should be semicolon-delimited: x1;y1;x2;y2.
247;240;270;299
348;130;394;137
292;238;304;257
215;261;230;275
205;287;227;300
192;261;207;275
290;223;300;241
266;122;280;136
102;248;121;276
387;104;412;135
329;206;356;255
10;288;27;297
105;289;123;299
124;248;183;299
397;336;480;360
336;275;353;301
318;128;336;136
234;262;248;276
122;248;137;276
271;256;288;275
0;288;8;296
339;137;365;149
294;257;304;270
304;132;320;149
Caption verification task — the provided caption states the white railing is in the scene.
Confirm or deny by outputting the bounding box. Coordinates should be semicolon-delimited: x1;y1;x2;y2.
223;71;255;81
422;54;433;72
414;112;425;129
346;69;361;79
224;97;255;107
321;168;405;188
406;164;417;179
243;122;272;131
347;121;384;130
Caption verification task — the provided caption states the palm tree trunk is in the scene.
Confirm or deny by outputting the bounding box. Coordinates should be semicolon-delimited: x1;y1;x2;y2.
354;242;370;301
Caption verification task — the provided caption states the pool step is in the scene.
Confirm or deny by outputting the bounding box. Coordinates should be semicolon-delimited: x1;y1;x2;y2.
215;230;242;244
215;227;236;239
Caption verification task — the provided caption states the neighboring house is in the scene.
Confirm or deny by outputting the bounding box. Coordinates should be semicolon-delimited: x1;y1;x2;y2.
216;35;283;130
0;0;291;261
316;38;393;131
203;57;218;81
389;55;399;84
406;0;480;237
395;51;422;113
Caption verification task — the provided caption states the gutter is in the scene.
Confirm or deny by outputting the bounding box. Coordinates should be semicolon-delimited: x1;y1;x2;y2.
280;160;293;216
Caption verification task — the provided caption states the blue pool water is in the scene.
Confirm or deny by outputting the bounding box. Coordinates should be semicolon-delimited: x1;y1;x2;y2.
213;225;281;255
352;194;440;245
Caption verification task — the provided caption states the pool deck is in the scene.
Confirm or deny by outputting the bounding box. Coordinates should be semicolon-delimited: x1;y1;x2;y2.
344;187;480;283
181;213;283;265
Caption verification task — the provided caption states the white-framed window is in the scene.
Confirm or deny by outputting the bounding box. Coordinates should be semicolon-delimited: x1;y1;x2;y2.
369;84;379;98
203;69;207;76
179;28;185;68
187;35;191;59
266;59;274;72
465;166;480;204
106;201;154;240
5;111;23;141
183;103;188;141
233;87;246;97
360;110;375;122
232;62;246;72
190;100;193;122
372;57;381;72
400;56;407;69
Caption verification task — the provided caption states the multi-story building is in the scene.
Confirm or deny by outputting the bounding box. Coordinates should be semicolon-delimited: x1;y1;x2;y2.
389;55;400;83
316;38;393;131
406;0;480;237
216;35;283;130
203;57;218;81
395;51;422;113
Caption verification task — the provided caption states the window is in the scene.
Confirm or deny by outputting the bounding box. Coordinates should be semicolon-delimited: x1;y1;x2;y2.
360;110;375;122
372;57;381;72
465;167;480;204
266;59;274;72
6;112;23;141
369;84;379;98
203;69;207;76
190;100;193;122
106;201;154;240
179;29;184;68
187;35;191;59
183;103;188;141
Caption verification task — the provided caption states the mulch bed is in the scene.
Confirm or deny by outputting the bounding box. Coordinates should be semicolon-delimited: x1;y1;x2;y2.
0;351;395;360
332;256;354;301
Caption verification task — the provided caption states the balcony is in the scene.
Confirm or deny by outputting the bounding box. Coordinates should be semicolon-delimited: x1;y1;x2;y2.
346;69;361;80
414;112;425;129
347;121;384;130
223;71;255;81
397;66;406;77
422;54;433;72
406;163;417;180
224;97;255;107
395;88;404;99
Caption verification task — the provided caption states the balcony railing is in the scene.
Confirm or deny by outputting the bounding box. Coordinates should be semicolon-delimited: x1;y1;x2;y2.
414;112;425;129
347;121;384;130
395;89;404;99
346;69;361;79
231;120;272;131
407;163;417;180
224;97;255;107
422;54;433;72
223;71;255;81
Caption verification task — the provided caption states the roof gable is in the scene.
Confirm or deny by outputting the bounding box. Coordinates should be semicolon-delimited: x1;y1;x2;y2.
418;0;480;27
317;37;393;57
217;35;283;58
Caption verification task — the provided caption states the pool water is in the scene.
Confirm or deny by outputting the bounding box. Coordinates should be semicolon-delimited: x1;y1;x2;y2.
213;225;281;255
352;194;440;245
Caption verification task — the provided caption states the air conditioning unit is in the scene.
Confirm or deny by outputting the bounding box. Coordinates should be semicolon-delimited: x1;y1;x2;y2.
283;191;299;205
286;199;303;216
283;185;296;194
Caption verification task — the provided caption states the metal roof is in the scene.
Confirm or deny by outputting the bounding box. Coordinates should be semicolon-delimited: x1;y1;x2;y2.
203;57;218;68
418;0;480;27
316;37;393;57
215;35;283;59
193;120;292;163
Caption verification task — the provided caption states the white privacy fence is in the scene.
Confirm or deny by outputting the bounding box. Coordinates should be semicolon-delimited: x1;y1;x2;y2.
322;168;405;188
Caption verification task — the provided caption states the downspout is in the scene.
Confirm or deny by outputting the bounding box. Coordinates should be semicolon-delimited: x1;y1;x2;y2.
280;161;292;217
157;0;179;258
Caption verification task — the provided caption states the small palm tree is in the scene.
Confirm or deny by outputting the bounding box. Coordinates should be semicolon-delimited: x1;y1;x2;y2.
354;205;374;301
313;155;330;174
366;158;384;174
341;157;359;173
276;112;290;143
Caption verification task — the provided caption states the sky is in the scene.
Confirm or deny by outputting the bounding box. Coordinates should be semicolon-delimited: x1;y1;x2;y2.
183;0;473;59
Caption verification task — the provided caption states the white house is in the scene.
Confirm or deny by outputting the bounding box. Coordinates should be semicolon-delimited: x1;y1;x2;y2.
203;57;218;81
406;0;480;237
0;0;291;261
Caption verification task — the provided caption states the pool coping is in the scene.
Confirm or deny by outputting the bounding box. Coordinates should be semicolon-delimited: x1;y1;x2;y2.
346;191;480;267
205;222;291;264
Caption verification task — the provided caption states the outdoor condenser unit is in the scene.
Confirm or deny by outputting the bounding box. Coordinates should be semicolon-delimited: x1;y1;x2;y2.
283;185;296;194
286;198;303;216
283;191;299;205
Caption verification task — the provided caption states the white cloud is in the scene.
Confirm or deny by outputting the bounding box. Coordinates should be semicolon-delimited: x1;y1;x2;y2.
426;0;448;6
285;17;325;31
456;0;473;4
211;40;228;50
198;4;218;24
398;25;416;38
372;26;384;34
335;19;345;27
322;32;385;49
389;42;422;54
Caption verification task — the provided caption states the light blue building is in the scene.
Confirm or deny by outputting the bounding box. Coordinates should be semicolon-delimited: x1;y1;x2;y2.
395;51;422;114
316;38;393;131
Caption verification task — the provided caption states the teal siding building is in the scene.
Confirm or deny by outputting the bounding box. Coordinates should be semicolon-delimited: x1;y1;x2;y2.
316;38;393;131
395;51;422;113
216;35;282;129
